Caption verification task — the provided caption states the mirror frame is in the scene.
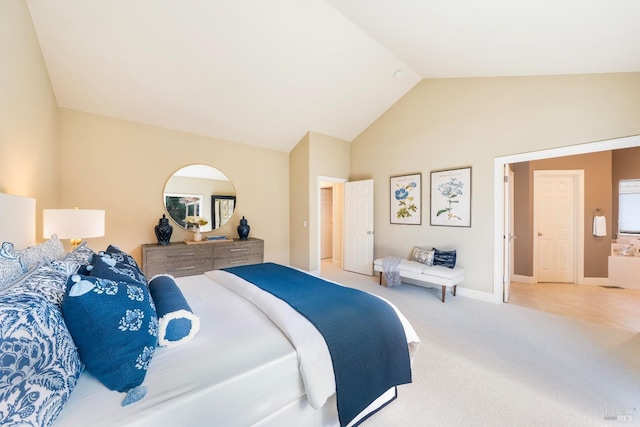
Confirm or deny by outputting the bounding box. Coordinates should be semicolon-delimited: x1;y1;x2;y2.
163;164;236;232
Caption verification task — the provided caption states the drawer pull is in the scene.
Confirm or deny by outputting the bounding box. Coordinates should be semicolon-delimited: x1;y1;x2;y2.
228;260;248;264
167;266;196;272
229;248;248;252
166;252;196;257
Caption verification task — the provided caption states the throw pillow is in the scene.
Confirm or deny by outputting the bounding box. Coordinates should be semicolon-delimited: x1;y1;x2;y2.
61;241;95;266
411;246;434;266
61;274;158;405
0;289;83;427
0;244;25;290
89;254;147;287
2;263;69;307
149;274;200;347
15;235;66;271
433;248;457;269
101;246;147;285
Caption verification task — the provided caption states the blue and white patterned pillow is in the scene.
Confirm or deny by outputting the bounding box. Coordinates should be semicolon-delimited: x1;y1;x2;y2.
61;241;94;266
90;255;147;287
0;290;83;427
14;235;66;272
62;274;157;405
0;251;24;291
2;264;70;307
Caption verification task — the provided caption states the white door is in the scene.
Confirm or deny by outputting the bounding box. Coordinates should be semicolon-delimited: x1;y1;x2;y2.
503;165;515;302
344;179;374;275
320;188;333;259
534;172;575;283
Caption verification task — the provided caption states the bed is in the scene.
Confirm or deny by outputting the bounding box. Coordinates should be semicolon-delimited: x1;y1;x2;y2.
0;193;420;427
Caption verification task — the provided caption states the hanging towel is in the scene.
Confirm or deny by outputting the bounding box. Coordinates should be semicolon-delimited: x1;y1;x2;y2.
593;215;607;237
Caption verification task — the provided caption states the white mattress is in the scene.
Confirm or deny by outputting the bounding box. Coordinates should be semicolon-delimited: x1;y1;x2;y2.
56;274;338;427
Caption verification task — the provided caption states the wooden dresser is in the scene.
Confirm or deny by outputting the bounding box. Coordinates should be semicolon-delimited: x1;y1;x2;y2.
141;238;264;278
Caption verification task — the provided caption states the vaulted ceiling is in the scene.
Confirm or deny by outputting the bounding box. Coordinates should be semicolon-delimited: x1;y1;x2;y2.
26;0;640;152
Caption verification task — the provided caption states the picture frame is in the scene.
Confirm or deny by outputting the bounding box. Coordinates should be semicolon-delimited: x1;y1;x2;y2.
430;167;471;227
390;173;422;225
211;195;236;229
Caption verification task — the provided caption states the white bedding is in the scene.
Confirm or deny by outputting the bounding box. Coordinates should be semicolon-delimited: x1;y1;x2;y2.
56;269;418;426
56;274;338;427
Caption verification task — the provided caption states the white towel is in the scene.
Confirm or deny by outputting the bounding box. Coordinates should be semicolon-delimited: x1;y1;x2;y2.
593;215;607;237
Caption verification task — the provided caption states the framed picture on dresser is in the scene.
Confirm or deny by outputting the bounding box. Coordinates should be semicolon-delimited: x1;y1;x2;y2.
211;195;236;229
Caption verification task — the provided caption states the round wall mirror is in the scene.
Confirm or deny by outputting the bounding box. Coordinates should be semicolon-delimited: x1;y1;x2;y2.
163;164;236;232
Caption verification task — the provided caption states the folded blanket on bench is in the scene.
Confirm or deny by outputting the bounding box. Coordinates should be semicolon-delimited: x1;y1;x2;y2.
382;256;402;287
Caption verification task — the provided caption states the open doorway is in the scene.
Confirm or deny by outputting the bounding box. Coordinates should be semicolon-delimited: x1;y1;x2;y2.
494;134;640;304
319;177;346;270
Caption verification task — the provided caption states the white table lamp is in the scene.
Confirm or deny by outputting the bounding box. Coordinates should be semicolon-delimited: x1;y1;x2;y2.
43;208;105;249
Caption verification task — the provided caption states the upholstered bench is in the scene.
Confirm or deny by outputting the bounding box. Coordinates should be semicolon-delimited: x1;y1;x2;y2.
373;258;465;302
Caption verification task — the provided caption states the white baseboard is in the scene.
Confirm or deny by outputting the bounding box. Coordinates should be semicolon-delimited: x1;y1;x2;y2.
457;287;496;303
512;275;534;284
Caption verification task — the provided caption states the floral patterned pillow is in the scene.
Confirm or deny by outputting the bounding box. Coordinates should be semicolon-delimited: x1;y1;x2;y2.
0;290;83;427
411;246;434;266
61;274;157;405
2;264;70;306
0;257;24;291
15;235;66;272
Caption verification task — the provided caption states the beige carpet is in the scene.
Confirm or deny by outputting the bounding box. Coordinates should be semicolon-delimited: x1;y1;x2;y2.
320;261;640;427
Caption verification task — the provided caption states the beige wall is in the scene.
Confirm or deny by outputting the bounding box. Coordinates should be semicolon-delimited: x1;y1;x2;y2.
308;132;351;272
0;0;60;241
290;131;351;272
290;134;310;270
513;151;613;279
351;74;640;294
59;109;290;265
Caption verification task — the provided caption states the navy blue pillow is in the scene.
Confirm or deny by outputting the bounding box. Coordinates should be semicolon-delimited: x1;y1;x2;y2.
62;274;158;404
149;275;200;347
433;248;456;269
105;245;144;273
90;254;147;286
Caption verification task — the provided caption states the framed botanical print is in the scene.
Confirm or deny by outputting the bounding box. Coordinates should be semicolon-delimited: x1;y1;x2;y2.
390;173;421;225
430;167;471;227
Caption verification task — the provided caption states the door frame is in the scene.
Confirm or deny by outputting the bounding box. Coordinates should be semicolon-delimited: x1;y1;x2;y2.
532;170;584;284
317;176;347;271
493;134;640;304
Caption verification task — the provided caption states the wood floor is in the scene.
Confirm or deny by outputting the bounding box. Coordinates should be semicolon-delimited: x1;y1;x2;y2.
508;281;640;333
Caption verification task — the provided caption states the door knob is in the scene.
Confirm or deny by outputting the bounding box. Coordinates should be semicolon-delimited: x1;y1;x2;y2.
538;232;543;236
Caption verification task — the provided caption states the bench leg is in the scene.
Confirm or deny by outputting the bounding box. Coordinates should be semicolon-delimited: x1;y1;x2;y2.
453;285;457;297
379;272;383;286
441;286;445;303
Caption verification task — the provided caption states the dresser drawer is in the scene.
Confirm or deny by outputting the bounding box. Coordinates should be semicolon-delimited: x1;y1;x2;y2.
213;240;263;259
146;244;212;263
146;258;213;278
213;255;264;270
142;244;213;278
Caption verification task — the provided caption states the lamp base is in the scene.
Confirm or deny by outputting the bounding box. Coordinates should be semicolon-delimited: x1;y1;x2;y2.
70;238;82;250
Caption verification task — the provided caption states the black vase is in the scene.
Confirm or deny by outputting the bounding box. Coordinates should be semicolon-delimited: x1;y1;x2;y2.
155;214;173;245
237;216;250;240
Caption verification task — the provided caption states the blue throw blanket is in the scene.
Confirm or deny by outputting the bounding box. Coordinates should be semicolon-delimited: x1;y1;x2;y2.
223;263;411;427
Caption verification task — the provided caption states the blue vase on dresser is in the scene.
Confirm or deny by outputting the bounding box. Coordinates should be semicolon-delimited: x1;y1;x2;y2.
155;214;173;245
237;216;250;240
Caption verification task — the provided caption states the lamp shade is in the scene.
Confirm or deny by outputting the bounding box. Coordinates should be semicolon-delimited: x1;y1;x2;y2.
43;209;105;240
